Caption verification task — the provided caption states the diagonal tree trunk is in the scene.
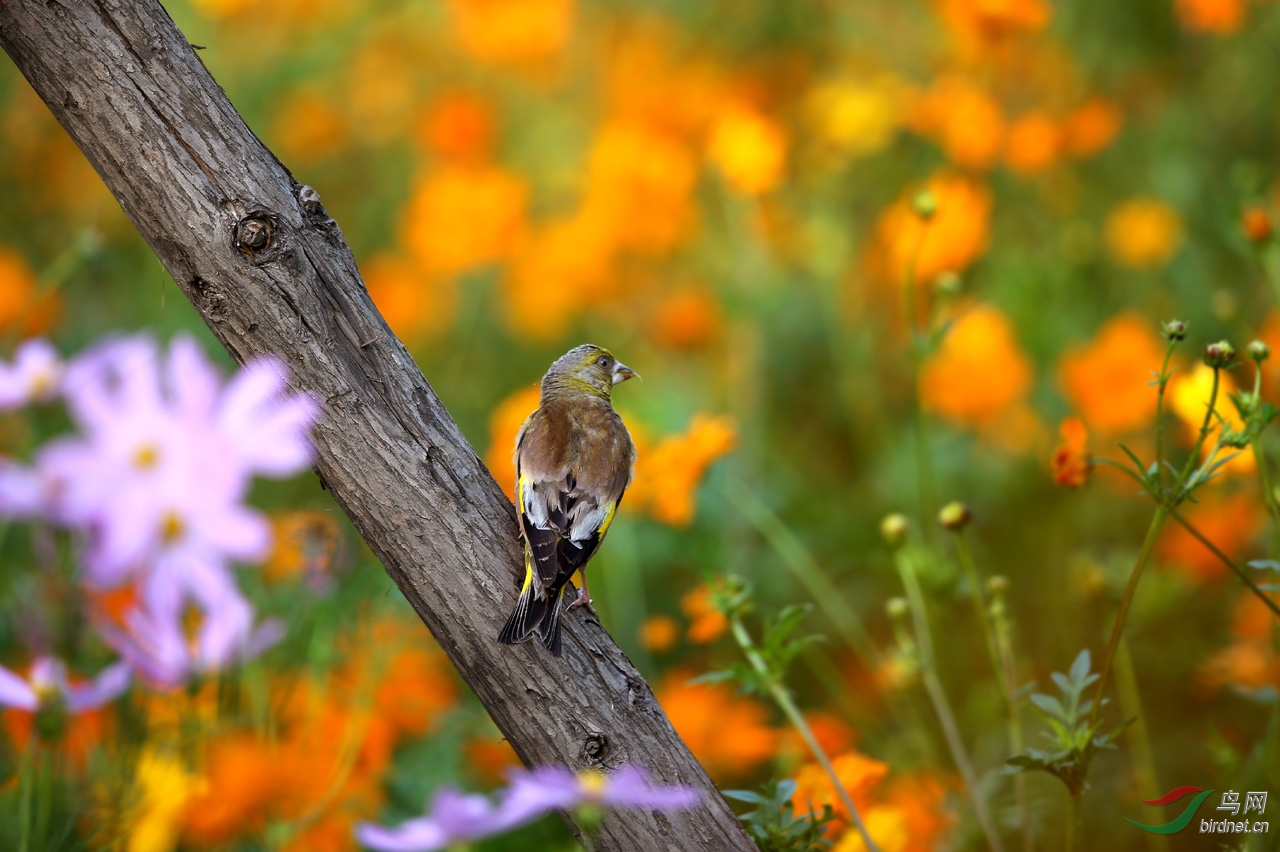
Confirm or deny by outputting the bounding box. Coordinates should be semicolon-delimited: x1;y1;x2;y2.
0;2;755;849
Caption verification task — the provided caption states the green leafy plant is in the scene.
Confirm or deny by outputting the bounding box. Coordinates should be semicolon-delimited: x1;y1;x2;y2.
724;779;835;852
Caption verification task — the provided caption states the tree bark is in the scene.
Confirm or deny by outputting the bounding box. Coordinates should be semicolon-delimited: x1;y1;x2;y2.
0;2;755;850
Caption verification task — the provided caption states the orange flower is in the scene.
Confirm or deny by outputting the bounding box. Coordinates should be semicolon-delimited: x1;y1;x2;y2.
627;414;737;525
502;214;616;340
447;0;573;64
1242;206;1273;243
707;103;788;195
1104;199;1183;269
1059;313;1165;435
464;736;521;786
1200;593;1280;691
1051;417;1091;487
681;583;729;644
657;670;778;780
264;511;343;586
779;712;858;766
832;774;954;852
791;751;889;832
1061;99;1123;158
270;88;348;165
1003;111;1060;175
908;76;1005;171
399;165;528;278
1156;493;1263;582
372;645;459;739
937;0;1051;43
363;254;459;342
649;287;723;350
639;614;679;652
873;174;992;290
483;383;541;498
920;305;1032;429
416;92;496;162
0;246;57;335
582;119;698;256
1175;0;1246;34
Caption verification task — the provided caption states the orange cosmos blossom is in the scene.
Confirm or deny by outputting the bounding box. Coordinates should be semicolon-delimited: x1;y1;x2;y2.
790;750;888;833
1051;416;1091;488
831;773;955;852
627;414;737;525
1175;0;1246;34
1061;98;1123;159
362;253;459;343
446;0;573;64
639;614;680;653
1156;492;1263;582
1058;313;1166;435
648;287;724;350
264;510;343;586
920;304;1033;430
655;669;779;781
416;91;496;162
936;0;1050;43
1004;110;1060;175
1104;198;1184;269
398;164;528;279
1199;593;1280;692
907;76;1005;171
873;174;992;291
681;582;729;644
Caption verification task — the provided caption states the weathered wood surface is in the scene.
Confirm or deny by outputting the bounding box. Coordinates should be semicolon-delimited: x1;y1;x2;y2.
0;2;754;849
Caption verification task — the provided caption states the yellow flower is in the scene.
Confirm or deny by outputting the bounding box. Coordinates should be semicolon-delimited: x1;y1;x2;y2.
1104;199;1183;269
707;103;788;195
920;305;1032;429
399;165;528;278
627;414;737;525
806;76;904;160
1168;362;1253;475
127;749;207;852
833;806;909;852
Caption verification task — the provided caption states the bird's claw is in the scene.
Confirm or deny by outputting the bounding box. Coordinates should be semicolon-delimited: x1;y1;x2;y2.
566;585;596;615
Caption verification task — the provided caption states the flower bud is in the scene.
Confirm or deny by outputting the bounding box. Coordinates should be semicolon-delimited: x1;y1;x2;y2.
1249;340;1270;363
913;189;937;221
1204;340;1236;368
885;597;910;619
938;501;972;532
1221;428;1250;450
934;270;962;296
986;575;1009;595
880;513;909;548
1161;319;1187;342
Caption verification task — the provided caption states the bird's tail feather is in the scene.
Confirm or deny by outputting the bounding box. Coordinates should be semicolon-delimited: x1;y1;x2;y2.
498;581;566;657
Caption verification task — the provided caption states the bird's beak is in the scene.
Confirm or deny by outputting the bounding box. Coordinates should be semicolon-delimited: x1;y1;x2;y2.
612;362;640;385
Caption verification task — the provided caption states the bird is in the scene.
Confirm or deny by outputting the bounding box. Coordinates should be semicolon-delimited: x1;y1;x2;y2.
497;344;638;656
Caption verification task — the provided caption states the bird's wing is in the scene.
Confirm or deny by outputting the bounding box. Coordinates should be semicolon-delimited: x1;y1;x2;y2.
556;408;635;573
515;408;572;590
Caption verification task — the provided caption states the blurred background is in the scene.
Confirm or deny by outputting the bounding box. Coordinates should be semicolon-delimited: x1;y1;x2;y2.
3;0;1280;849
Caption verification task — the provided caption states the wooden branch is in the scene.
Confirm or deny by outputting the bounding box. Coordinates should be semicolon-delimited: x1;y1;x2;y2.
0;2;755;849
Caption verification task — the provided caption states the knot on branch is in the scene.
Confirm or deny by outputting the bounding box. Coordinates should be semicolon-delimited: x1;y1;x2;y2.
235;215;273;251
581;732;612;767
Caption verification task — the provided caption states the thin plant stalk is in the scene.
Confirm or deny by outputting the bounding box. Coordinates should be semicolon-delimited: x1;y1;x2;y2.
1114;637;1170;852
1090;366;1222;728
903;213;937;540
895;550;1005;852
1152;339;1178;492
991;584;1032;852
727;613;882;852
954;532;1001;680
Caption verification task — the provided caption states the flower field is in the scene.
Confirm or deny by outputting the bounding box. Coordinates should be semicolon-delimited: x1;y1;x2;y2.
2;0;1280;849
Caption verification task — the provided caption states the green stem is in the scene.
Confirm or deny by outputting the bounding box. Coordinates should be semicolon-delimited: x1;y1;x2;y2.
728;615;882;852
896;551;1005;852
904;218;937;541
1114;637;1170;852
992;588;1032;852
1091;367;1223;728
1252;436;1280;557
955;533;1001;680
1066;792;1080;852
1153;341;1177;493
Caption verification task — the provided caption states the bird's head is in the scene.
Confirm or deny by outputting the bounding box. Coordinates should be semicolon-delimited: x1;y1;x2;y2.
543;344;639;400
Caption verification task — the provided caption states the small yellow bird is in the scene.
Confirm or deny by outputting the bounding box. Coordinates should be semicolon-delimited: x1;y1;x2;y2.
497;344;638;656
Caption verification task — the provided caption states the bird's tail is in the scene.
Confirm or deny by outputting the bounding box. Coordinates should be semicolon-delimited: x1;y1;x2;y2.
497;571;567;657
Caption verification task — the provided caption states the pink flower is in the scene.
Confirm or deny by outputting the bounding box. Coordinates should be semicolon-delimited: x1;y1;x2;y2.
0;339;62;410
0;656;130;713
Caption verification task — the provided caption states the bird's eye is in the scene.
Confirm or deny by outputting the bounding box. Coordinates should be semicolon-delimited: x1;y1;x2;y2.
597;356;609;367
